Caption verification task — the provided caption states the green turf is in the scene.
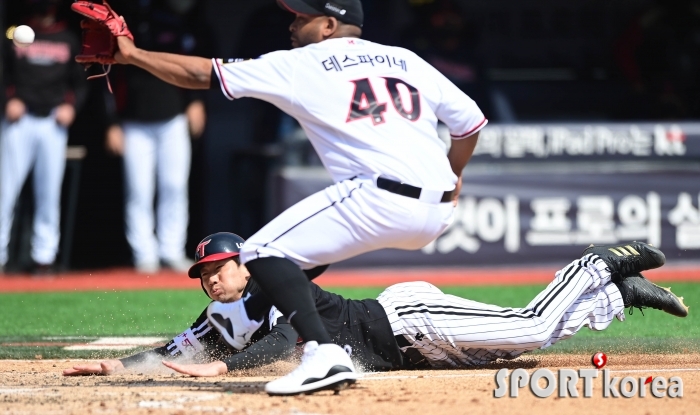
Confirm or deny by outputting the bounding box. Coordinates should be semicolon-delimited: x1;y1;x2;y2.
0;290;210;337
0;282;698;359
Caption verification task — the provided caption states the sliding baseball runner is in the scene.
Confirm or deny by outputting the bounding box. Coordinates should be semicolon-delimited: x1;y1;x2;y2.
70;0;689;395
70;0;486;395
63;235;687;378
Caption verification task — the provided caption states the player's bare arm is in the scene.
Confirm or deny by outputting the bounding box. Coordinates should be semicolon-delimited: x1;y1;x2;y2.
63;359;124;376
4;98;26;122
162;360;228;377
447;131;480;203
115;36;212;90
447;132;480;177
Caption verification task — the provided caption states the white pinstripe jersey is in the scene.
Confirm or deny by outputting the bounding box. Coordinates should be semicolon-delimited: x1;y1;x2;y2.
378;282;527;367
376;255;621;368
212;38;487;191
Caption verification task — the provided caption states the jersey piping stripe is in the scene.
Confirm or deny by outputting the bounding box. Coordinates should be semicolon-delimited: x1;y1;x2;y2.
166;321;214;354
388;298;610;344
395;303;532;318
450;117;488;138
194;324;213;338
167;344;179;356
394;303;601;333
391;261;585;319
529;256;596;313
388;305;583;330
394;302;533;316
529;258;590;313
530;255;602;313
390;319;585;349
530;265;583;314
395;303;517;312
212;59;236;100
397;309;542;319
256;183;364;258
394;263;589;321
193;320;211;336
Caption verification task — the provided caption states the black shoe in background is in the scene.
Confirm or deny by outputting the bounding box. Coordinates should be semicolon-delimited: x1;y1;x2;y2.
31;262;57;277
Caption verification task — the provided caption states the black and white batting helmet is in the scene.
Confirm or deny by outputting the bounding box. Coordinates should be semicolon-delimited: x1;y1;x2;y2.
187;232;246;279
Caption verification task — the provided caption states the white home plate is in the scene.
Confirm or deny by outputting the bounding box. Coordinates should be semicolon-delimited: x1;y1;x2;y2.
64;337;166;351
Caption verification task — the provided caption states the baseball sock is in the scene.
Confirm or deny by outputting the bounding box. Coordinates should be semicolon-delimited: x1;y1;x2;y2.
243;264;330;321
244;257;333;344
303;264;330;280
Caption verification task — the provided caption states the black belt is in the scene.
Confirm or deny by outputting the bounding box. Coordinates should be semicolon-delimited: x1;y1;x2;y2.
376;177;454;203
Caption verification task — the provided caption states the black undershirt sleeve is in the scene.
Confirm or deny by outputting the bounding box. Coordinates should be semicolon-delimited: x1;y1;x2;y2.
210;65;218;91
119;307;215;369
304;265;330;281
221;317;297;372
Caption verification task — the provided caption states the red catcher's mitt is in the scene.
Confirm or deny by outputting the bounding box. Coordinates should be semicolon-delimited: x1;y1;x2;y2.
71;1;134;92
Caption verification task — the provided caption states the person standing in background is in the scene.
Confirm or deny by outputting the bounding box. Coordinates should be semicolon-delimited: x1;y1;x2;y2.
1;0;87;274
104;0;208;273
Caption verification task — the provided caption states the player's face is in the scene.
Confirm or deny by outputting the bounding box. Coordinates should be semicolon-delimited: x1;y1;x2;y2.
289;14;328;48
200;258;250;303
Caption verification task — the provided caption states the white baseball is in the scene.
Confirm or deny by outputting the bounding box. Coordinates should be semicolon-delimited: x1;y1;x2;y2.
12;25;35;48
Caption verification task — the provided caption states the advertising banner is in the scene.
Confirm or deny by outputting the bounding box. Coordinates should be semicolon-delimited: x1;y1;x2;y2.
461;123;700;162
272;122;700;268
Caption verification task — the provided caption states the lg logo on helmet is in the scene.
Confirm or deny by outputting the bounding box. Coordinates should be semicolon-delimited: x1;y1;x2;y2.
196;239;211;258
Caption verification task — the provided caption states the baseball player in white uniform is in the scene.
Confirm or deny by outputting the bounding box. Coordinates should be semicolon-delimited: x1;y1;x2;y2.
108;0;486;395
62;239;687;379
1;0;86;273
103;0;207;274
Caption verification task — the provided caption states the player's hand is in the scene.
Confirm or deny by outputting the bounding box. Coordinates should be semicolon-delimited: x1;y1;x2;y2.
114;22;137;65
55;103;76;127
5;98;26;122
186;100;206;139
105;124;125;156
452;176;462;207
162;360;228;377
62;359;124;376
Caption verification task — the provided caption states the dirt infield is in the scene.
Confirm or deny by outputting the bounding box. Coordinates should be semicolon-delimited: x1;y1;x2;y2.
1;354;698;415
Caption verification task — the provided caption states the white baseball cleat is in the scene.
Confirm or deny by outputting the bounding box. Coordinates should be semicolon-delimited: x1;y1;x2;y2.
206;299;263;350
265;341;359;396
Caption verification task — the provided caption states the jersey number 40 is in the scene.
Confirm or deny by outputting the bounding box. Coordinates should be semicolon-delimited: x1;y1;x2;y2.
346;78;421;126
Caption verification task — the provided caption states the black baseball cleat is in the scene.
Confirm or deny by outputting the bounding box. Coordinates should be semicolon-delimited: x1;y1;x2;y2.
583;242;665;280
615;273;689;318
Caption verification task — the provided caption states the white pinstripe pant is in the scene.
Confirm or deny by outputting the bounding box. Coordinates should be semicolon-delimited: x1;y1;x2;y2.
0;115;68;266
377;254;625;367
123;115;191;265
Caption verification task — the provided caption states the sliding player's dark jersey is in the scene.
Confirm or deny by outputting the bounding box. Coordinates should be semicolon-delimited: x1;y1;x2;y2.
121;280;403;371
309;283;403;371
